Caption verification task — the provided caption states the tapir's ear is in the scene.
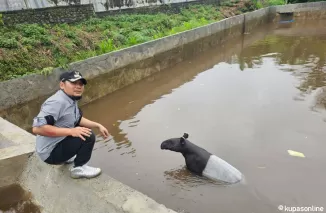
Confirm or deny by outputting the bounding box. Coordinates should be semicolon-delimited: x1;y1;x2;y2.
180;137;186;145
179;133;188;145
183;133;189;139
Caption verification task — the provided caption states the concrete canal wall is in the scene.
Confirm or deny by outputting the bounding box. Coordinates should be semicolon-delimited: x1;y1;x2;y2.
1;2;326;213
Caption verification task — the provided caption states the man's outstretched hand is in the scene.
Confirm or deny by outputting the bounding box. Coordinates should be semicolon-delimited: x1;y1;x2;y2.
98;124;110;139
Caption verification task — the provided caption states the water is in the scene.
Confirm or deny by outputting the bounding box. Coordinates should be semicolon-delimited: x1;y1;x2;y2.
1;19;325;213
79;19;326;213
0;184;41;213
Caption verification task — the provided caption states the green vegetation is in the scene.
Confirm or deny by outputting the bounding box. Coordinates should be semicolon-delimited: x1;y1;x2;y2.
0;5;233;82
251;0;286;9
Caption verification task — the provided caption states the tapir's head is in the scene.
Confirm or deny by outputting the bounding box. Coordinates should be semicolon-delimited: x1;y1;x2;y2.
161;133;190;153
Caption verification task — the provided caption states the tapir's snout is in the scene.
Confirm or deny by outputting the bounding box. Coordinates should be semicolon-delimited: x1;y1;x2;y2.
161;142;167;150
160;139;181;153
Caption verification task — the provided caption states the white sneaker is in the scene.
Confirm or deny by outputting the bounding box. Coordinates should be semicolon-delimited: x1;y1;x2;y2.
70;164;102;179
65;155;76;164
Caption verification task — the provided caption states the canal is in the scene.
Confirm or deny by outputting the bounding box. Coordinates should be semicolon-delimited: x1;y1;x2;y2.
81;19;326;213
2;18;326;213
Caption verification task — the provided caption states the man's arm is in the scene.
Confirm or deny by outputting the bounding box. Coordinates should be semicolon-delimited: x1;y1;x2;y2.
32;99;65;137
79;117;110;139
79;117;101;129
32;124;92;141
32;125;72;137
32;99;93;140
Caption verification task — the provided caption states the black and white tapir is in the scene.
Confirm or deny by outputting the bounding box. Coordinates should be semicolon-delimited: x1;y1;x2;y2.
160;133;243;184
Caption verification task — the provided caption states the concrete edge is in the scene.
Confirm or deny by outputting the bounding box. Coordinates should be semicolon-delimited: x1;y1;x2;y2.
0;116;178;213
0;117;34;188
0;153;31;188
0;144;34;161
0;117;34;160
273;1;326;13
0;117;35;146
18;153;179;213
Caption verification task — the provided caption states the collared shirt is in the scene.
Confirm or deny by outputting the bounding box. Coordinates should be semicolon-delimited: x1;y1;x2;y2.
32;89;82;161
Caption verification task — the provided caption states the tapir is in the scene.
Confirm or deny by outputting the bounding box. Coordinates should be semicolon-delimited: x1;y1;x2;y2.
160;133;243;184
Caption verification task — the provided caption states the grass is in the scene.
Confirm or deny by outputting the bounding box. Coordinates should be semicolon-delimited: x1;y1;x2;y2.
252;0;286;9
0;4;257;82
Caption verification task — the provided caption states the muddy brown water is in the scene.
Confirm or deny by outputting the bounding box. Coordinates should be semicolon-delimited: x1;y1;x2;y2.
80;19;326;213
0;184;41;213
2;19;326;213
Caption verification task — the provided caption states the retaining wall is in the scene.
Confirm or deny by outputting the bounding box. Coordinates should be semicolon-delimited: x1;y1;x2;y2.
1;4;95;25
0;0;219;25
0;0;199;12
96;0;217;17
271;1;326;21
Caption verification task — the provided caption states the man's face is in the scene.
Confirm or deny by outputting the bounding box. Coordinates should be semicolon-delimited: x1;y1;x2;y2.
60;80;84;97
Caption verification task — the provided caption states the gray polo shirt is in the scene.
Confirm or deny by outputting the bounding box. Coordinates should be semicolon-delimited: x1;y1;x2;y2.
32;89;82;161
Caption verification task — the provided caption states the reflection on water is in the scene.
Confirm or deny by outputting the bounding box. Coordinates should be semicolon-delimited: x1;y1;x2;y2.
232;31;326;114
91;31;326;158
236;34;326;93
81;32;252;158
86;20;326;213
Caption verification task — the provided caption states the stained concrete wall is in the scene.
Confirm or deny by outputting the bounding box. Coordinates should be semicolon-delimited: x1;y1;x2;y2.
272;1;326;13
0;0;200;12
2;4;95;25
271;1;326;22
0;117;35;188
1;0;217;25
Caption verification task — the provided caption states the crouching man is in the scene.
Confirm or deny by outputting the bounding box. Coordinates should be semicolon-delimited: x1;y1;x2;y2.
32;70;110;179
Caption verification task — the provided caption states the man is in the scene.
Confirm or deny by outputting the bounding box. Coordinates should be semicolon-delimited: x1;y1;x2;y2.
32;70;110;179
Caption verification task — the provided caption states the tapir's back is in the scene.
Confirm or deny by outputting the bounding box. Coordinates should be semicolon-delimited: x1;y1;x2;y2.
202;155;242;184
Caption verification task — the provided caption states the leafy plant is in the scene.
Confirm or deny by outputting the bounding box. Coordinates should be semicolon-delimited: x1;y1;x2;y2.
0;3;255;82
0;14;3;26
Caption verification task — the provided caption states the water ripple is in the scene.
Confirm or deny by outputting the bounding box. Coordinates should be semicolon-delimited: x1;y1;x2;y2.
163;166;227;190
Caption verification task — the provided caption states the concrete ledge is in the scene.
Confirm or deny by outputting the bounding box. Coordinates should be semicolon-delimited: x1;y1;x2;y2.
0;117;34;188
0;116;177;213
0;117;35;147
0;154;31;188
273;1;326;13
18;154;178;213
244;7;271;33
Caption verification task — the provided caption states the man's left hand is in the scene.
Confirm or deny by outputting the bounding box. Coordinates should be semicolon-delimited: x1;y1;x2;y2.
98;124;110;139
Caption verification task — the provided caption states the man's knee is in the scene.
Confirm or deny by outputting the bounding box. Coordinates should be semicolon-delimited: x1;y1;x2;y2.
85;130;96;143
